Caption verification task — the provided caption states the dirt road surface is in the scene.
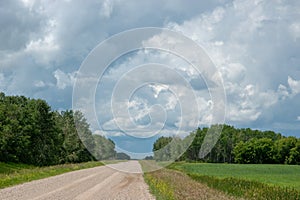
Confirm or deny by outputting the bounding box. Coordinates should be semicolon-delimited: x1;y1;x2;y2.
0;161;155;200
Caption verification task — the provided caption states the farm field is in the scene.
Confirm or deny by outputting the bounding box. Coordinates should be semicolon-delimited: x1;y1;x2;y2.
165;162;300;199
169;162;300;190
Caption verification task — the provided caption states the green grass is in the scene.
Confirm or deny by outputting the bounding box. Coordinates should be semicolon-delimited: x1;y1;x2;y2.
0;161;103;189
0;162;34;174
169;162;300;200
169;162;300;190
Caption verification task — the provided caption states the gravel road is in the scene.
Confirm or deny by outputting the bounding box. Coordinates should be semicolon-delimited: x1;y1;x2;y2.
0;161;155;200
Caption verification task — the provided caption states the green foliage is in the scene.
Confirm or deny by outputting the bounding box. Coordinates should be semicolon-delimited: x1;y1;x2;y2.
56;110;99;163
144;155;154;160
115;152;130;160
274;137;298;163
0;94;60;165
153;124;300;164
153;136;172;161
286;140;300;164
0;92;116;166
26;99;61;165
93;135;116;160
234;138;275;164
153;136;191;161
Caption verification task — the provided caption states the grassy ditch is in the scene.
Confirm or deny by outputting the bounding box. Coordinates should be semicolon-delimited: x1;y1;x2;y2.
0;161;103;189
140;160;236;200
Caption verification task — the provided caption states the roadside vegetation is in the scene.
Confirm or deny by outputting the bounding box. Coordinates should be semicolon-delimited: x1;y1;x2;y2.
142;161;300;200
148;125;300;199
143;170;175;200
140;161;236;200
0;92;116;166
0;161;103;189
153;124;300;164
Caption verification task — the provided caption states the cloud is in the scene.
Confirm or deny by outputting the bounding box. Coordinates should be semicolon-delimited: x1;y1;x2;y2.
53;69;76;90
288;76;300;95
277;84;289;100
220;63;246;83
149;84;169;98
34;80;46;88
25;32;60;65
0;0;47;51
0;0;299;150
89;0;300;138
289;22;300;41
166;0;300;126
0;0;230;106
100;0;114;18
93;47;208;136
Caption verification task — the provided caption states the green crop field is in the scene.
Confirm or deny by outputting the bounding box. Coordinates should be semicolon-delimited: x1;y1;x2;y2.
168;162;300;199
169;162;300;190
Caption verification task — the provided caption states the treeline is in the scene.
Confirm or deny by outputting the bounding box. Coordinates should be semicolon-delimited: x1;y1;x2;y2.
153;124;300;164
116;152;131;160
0;92;116;166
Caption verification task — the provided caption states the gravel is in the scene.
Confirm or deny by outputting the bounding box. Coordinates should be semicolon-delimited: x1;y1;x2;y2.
0;161;155;200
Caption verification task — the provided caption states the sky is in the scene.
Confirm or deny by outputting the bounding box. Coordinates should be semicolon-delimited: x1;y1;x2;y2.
1;0;300;158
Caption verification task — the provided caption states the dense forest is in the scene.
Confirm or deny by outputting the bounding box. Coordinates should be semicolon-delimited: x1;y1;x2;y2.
153;124;300;164
0;92;116;166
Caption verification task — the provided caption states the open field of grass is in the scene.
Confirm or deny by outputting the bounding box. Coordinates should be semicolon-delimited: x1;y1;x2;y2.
169;162;300;199
169;162;300;190
0;161;103;189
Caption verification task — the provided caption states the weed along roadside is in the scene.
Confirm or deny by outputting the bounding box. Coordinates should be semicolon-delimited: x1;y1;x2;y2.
140;160;300;200
140;160;237;200
0;162;103;189
143;168;238;200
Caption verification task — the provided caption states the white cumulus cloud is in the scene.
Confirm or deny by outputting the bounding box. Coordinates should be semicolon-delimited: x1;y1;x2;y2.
288;76;300;95
53;69;76;90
